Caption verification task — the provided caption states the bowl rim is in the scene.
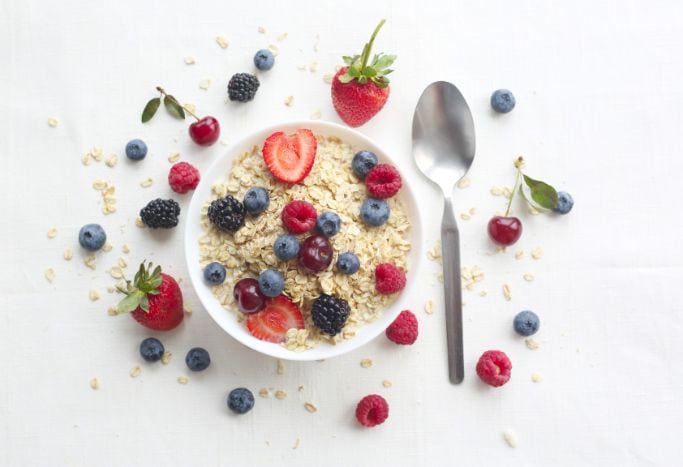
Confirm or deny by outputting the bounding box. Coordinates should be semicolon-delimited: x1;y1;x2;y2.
184;120;423;361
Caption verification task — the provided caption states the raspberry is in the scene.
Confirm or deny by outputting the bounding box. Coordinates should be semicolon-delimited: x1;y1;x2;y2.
476;350;512;387
374;263;406;294
168;162;200;194
386;310;418;345
365;164;402;199
355;394;389;428
281;200;317;234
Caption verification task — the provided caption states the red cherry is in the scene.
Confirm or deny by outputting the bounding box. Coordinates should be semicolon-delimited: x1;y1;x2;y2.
189;116;220;146
487;216;523;246
233;278;266;314
298;235;333;273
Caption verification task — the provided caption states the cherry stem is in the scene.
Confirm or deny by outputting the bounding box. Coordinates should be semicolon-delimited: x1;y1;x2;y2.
155;86;199;121
505;168;522;217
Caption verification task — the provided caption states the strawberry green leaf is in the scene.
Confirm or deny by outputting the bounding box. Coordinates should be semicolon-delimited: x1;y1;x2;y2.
522;175;559;210
343;55;359;65
117;290;145;314
374;54;396;70
362;67;377;77
348;65;361;78
338;73;354;84
139;295;149;312
141;98;160;123
163;95;185;120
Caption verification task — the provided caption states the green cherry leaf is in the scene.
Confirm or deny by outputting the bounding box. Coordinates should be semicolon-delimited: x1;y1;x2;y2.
522;174;559;210
141;98;161;123
163;95;186;120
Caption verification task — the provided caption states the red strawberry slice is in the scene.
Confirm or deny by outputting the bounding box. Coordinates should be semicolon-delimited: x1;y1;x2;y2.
262;129;317;183
246;295;305;343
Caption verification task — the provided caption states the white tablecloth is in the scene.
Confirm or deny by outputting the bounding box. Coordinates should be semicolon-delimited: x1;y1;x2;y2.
2;0;682;465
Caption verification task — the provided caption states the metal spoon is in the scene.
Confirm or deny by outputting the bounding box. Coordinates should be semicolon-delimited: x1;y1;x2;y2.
412;81;476;384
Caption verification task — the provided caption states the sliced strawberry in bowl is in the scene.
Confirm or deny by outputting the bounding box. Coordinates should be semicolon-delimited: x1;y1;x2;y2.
246;295;305;343
262;129;317;183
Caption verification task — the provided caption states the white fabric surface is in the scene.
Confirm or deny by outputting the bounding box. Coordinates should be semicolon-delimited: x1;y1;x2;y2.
1;0;682;465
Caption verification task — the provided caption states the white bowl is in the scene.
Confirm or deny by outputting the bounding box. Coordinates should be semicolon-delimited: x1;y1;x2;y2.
185;121;422;361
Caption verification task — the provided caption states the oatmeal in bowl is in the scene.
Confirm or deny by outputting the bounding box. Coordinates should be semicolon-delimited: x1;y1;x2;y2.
185;121;422;360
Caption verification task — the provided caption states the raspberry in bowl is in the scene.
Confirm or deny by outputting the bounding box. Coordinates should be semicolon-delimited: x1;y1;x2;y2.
185;121;422;361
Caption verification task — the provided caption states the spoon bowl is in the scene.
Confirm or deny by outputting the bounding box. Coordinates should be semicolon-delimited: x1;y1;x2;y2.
412;81;476;384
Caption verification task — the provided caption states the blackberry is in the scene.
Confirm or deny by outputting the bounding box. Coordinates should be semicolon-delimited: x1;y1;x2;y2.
311;294;350;336
228;73;260;102
140;199;180;229
207;195;245;232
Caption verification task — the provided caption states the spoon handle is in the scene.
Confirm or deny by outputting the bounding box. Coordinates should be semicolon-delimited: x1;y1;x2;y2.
441;197;464;384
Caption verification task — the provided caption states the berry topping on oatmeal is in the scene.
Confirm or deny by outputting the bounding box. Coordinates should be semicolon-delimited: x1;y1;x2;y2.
263;129;317;183
374;263;406;295
208;195;245;232
233;278;266;314
246;295;305;343
281;200;318;234
360;198;390;226
311;294;350;336
365;164;402;199
315;211;341;237
273;234;300;261
298;235;333;274
258;269;285;297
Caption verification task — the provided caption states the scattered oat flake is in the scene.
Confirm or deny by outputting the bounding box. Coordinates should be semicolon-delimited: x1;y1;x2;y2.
424;299;434;315
523;273;535;282
215;35;229;48
177;376;189;385
122;244;130;254
92;179;107;190
515;250;524;260
503;430;518;448
304;402;317;413
184;103;196;114
47;227;58;238
109;267;123;279
45;268;55;283
479;290;488;297
298;385;305;392
460;212;471;221
457;177;471;189
160;351;172;365
168;152;181;163
63;248;73;261
81;153;92;166
427;240;442;261
275;390;287;400
531;372;542;383
140;177;153;188
310;110;321;119
525;338;540;350
198;79;211;90
105;154;118;167
184;55;196;65
129;366;141;378
531;247;543;259
277;32;288;41
259;388;270;398
268;44;279;56
84;254;96;270
528;205;540;215
118;257;128;268
89;289;101;301
502;284;511;301
313;33;320;52
107;306;118;316
360;358;373;368
102;242;113;252
284;95;294;107
47;117;59;127
308;61;318;73
257;25;266;33
89;377;99;390
276;359;284;375
293;438;300;450
135;217;145;228
382;380;393;388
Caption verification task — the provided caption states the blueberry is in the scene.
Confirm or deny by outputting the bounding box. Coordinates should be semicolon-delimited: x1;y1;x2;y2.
360;198;390;226
125;139;148;161
553;191;574;215
243;187;269;215
336;252;360;275
513;310;540;336
258;269;285;297
273;234;300;261
204;262;227;285
78;223;107;251
316;211;341;237
352;150;378;179
185;347;211;371
253;49;275;71
227;387;255;414
490;89;516;113
139;337;165;362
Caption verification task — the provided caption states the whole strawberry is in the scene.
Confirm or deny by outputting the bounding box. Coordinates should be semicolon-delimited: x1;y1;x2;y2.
331;19;395;127
117;262;184;331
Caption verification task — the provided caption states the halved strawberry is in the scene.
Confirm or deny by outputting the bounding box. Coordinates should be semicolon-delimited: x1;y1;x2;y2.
262;129;317;183
246;295;305;343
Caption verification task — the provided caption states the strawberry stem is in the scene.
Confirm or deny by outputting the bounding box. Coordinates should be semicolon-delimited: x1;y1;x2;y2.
360;19;386;71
